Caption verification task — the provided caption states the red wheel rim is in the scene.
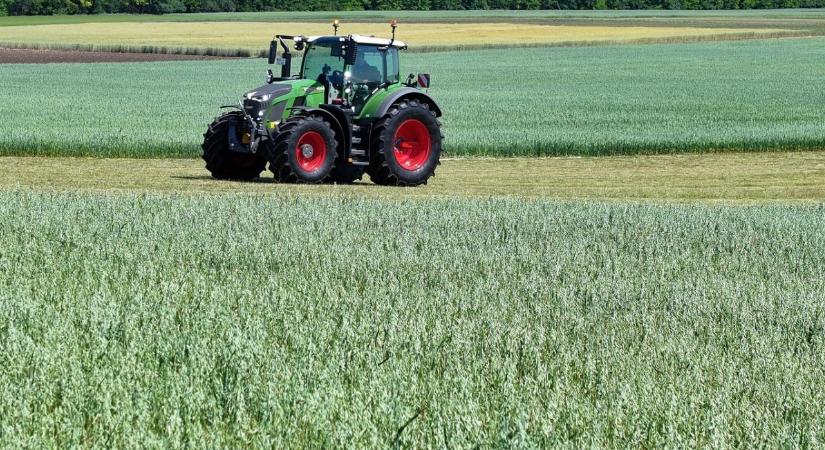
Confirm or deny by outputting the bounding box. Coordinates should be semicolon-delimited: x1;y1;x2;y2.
393;119;432;171
295;131;327;173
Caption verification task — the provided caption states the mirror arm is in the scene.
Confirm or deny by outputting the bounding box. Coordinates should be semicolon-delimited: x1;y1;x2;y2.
278;36;292;78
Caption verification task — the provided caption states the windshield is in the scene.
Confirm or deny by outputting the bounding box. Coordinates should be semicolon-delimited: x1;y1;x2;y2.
301;43;345;82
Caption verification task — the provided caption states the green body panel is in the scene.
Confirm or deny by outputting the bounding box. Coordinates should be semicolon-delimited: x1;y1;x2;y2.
269;79;324;122
355;82;406;121
266;79;420;123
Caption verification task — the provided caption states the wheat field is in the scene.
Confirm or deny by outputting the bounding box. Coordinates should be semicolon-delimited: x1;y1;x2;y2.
0;21;793;54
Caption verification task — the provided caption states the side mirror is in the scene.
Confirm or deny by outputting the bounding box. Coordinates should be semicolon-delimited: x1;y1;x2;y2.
417;73;430;88
345;40;357;65
268;40;277;65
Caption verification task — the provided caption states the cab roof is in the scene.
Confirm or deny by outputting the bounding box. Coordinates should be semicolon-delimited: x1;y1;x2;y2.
305;34;407;49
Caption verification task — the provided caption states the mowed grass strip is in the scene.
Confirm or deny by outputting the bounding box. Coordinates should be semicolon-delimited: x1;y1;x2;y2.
1;38;824;158
1;190;824;447
2;151;825;202
0;21;794;55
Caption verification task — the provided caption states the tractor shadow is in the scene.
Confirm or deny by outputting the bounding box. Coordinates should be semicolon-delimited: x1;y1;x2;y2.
171;175;275;184
170;175;382;188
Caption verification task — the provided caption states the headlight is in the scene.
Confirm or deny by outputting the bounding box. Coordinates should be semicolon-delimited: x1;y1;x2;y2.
243;98;265;118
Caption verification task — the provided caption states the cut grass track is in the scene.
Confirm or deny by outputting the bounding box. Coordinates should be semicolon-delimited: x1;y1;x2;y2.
1;190;824;447
1;38;825;158
2;151;825;202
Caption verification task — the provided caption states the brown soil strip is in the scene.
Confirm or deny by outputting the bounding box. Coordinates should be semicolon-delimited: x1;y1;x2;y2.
0;47;236;64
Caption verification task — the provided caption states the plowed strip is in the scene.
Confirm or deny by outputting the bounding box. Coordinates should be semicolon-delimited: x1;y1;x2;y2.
0;47;233;64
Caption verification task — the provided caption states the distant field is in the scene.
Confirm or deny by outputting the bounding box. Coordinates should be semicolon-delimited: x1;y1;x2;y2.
0;21;797;55
2;190;824;447
1;38;824;158
1;9;825;26
1;9;824;55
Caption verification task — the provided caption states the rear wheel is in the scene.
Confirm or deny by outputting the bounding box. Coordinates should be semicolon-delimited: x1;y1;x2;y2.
201;111;266;181
367;99;442;186
268;115;338;183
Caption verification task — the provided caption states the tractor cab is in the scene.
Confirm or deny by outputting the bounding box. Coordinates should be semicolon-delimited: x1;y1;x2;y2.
303;36;401;114
202;21;442;186
267;32;406;115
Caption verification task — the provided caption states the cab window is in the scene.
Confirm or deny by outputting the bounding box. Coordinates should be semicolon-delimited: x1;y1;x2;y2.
350;45;399;85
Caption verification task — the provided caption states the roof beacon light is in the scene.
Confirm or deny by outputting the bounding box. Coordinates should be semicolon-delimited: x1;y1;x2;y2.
333;19;340;36
389;20;398;45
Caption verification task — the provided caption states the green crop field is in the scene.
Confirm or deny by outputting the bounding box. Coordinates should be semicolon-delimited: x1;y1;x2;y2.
1;190;824;447
1;37;824;158
2;11;825;447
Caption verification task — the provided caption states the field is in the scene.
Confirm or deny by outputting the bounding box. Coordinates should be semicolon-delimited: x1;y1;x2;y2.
1;38;825;158
3;152;825;201
2;9;825;448
2;191;825;447
2;9;825;54
0;21;796;55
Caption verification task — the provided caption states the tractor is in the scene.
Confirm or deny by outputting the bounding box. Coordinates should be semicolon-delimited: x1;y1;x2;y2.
201;20;442;186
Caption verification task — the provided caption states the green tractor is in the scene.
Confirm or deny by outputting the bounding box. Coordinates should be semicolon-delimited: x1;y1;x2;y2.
202;21;442;186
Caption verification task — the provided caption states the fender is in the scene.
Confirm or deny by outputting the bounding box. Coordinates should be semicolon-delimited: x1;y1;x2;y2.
289;106;352;157
375;87;443;118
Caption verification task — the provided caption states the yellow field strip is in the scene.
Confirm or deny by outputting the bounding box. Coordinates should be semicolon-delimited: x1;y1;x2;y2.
3;152;824;202
0;21;794;52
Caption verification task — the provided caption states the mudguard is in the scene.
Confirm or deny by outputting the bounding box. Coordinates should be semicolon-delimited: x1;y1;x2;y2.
375;87;443;118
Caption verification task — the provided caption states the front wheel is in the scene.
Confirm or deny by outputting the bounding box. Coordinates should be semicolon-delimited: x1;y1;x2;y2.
268;115;338;183
367;99;442;186
201;111;266;181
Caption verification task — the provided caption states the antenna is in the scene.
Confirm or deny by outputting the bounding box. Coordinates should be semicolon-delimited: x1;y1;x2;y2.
333;19;340;36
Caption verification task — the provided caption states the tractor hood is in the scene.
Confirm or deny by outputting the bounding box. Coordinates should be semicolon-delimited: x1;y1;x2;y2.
242;83;293;124
244;83;292;102
241;79;323;124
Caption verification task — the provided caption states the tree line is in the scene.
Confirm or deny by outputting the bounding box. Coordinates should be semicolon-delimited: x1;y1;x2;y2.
1;0;822;17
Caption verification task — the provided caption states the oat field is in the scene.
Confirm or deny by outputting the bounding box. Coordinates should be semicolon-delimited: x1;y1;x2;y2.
1;191;824;447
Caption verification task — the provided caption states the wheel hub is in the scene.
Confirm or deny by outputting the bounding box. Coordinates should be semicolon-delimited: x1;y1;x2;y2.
295;131;328;174
300;143;314;159
393;119;432;171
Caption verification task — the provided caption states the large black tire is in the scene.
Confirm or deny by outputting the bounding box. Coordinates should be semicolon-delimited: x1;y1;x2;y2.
268;115;338;183
201;111;266;181
367;99;442;186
